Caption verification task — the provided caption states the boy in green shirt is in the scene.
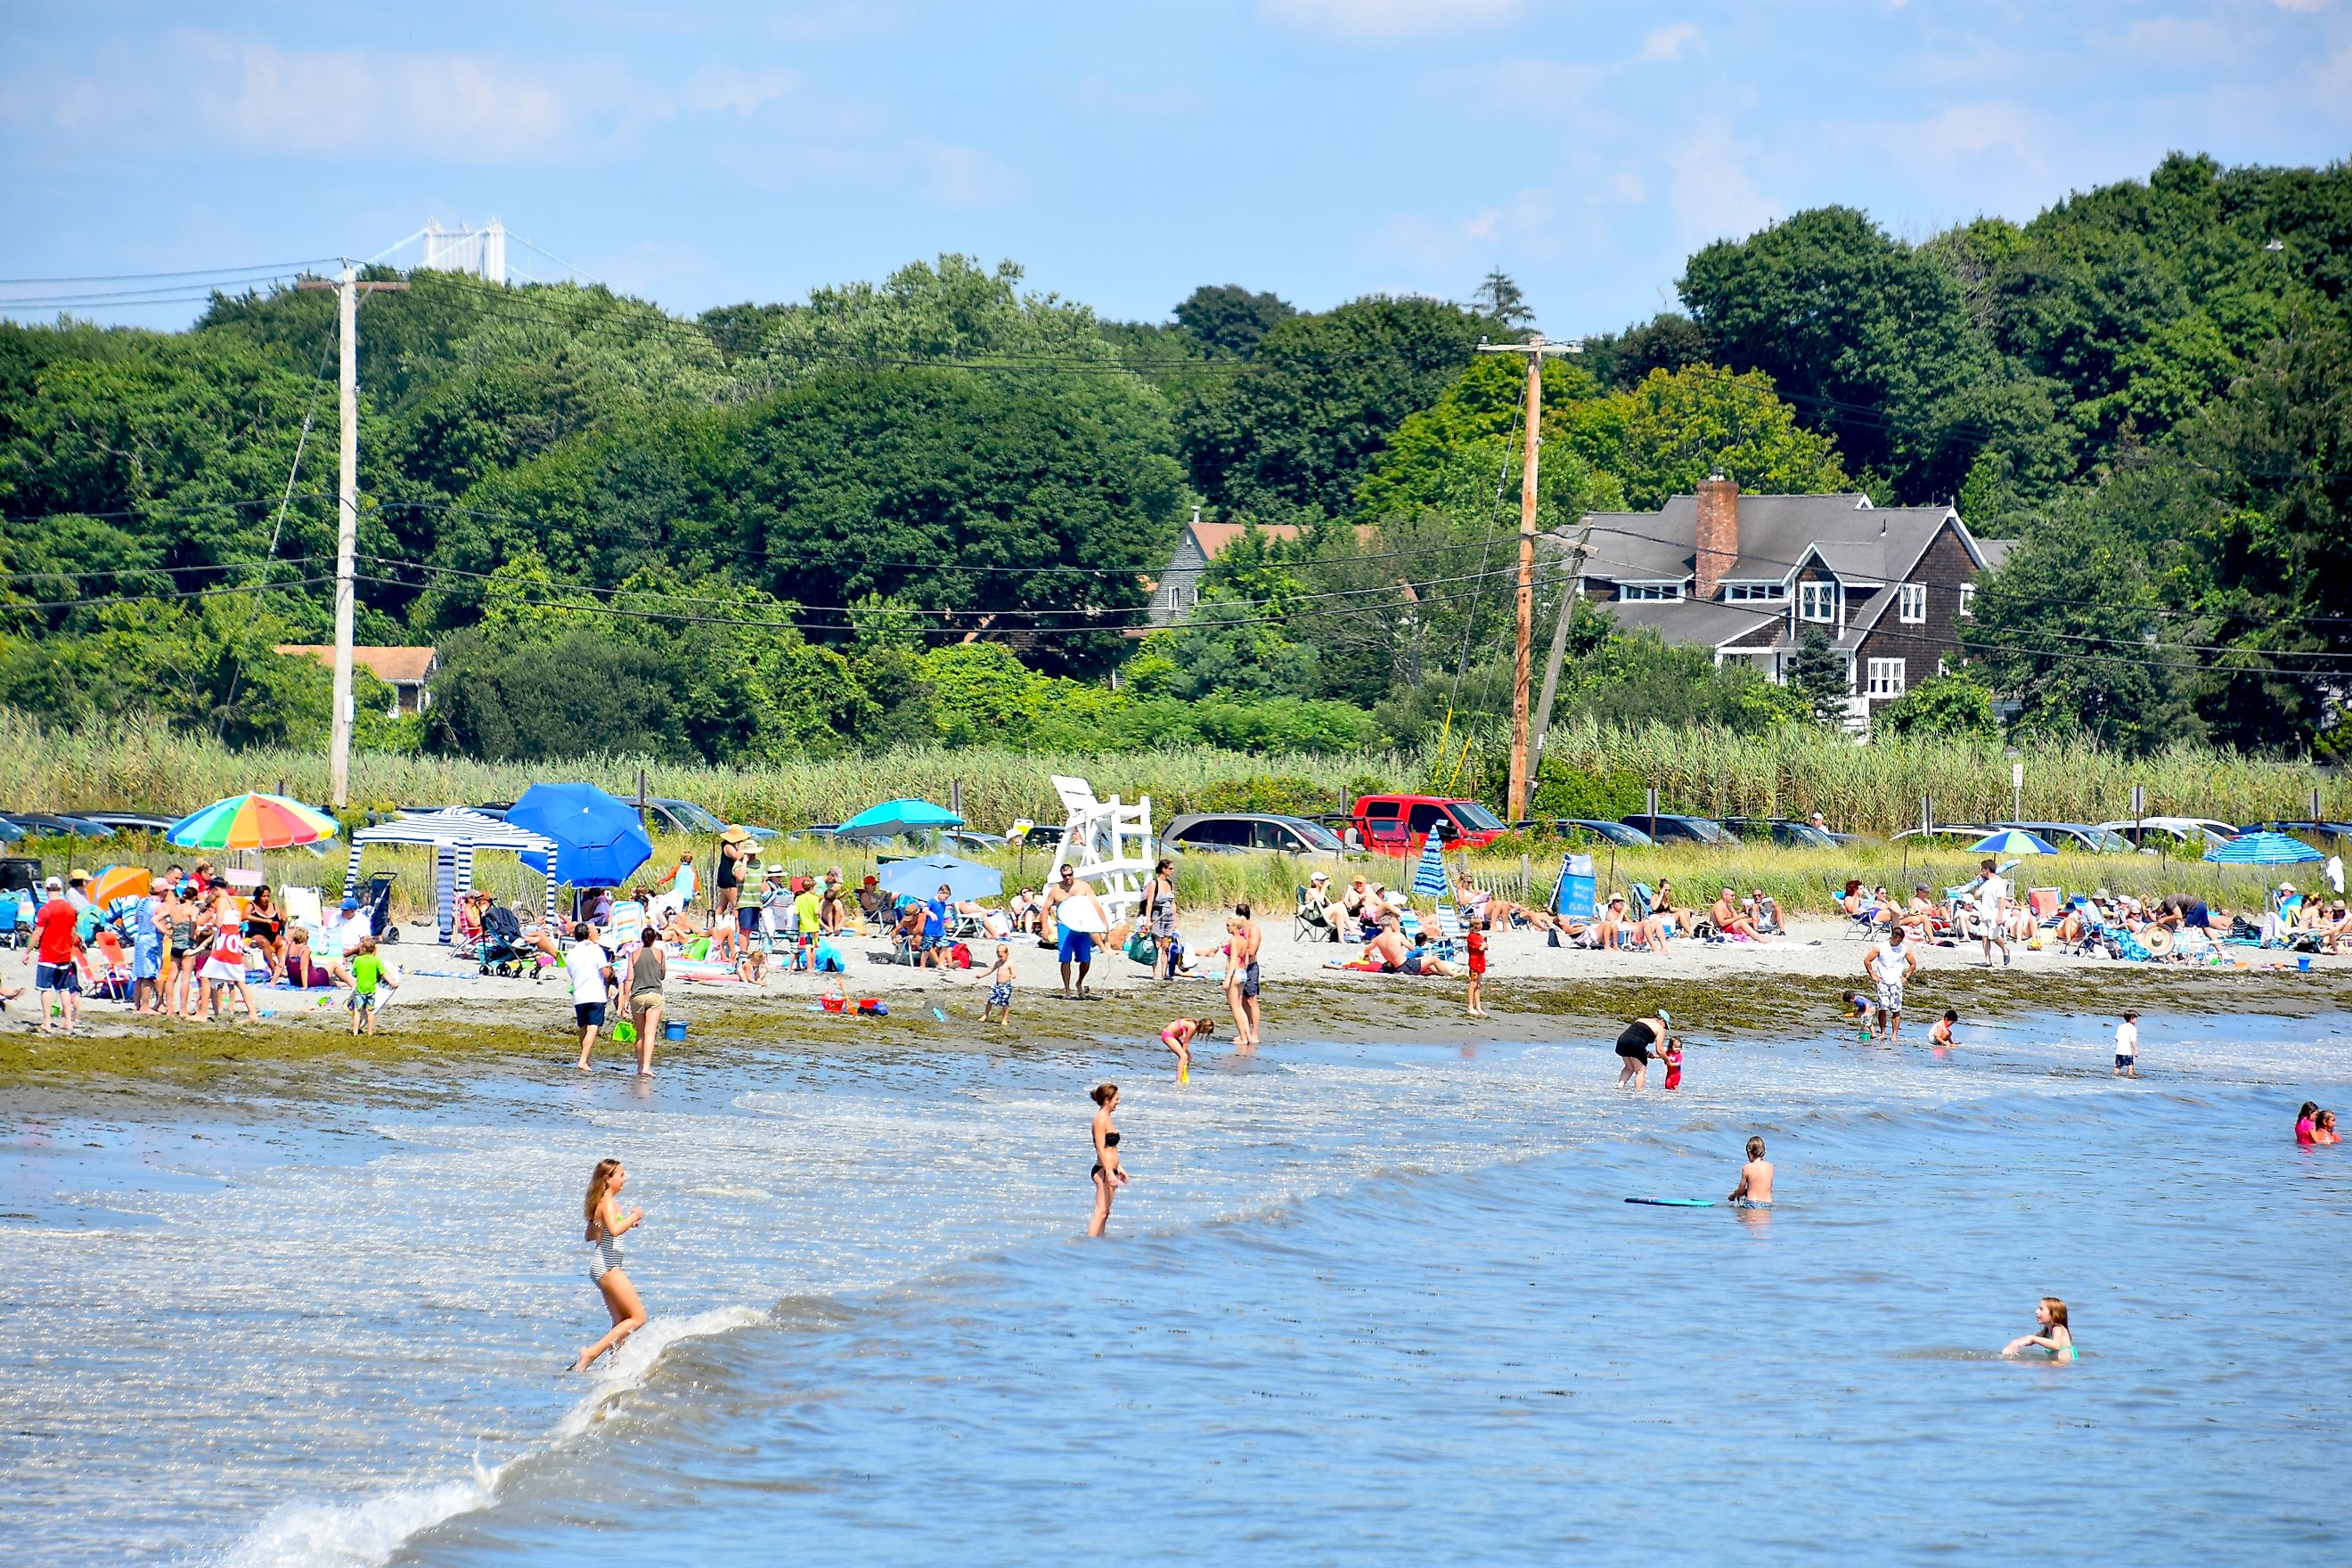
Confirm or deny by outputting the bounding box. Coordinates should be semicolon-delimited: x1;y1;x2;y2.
347;936;396;1035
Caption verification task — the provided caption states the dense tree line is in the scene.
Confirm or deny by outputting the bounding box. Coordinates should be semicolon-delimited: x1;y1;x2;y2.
2;153;2347;767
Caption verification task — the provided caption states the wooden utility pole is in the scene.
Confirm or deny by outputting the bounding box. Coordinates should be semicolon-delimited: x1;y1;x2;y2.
298;264;408;811
1474;333;1579;823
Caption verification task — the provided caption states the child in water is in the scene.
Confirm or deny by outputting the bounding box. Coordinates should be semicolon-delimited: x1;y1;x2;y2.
979;942;1017;1030
1160;1016;1216;1082
2297;1101;2319;1146
1929;1009;1958;1048
1844;992;1874;1041
1662;1038;1684;1090
1727;1135;1773;1205
2315;1109;2340;1145
2003;1296;2075;1362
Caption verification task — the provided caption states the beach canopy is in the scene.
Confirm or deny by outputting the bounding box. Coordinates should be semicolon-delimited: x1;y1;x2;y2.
837;797;962;842
876;853;1001;902
506;782;654;888
1968;828;2056;855
347;808;561;942
1411;829;1450;898
167;792;340;851
2202;829;2323;866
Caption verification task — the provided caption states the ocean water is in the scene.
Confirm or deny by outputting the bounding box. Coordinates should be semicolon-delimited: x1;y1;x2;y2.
5;1008;2349;1566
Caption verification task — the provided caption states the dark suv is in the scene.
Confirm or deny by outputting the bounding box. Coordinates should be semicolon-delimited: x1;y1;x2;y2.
1718;816;1839;849
1620;813;1735;846
1161;813;1349;857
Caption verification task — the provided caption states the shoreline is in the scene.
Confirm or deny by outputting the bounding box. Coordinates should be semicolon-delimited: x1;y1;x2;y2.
5;912;2345;1093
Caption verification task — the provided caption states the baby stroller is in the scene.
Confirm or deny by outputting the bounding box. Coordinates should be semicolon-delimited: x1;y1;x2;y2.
476;904;540;979
362;872;398;943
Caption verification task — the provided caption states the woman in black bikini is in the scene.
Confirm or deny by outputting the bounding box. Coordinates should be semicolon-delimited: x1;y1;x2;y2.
1616;1011;1674;1088
1088;1082;1126;1237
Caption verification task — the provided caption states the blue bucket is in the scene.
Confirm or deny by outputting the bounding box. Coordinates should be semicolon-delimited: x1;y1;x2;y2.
662;1019;688;1042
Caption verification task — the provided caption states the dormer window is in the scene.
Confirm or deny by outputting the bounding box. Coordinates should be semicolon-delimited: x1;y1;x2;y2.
1899;583;1926;623
1618;583;1686;602
1799;582;1838;623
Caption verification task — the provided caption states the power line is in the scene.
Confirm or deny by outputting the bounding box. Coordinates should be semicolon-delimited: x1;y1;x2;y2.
0;257;338;286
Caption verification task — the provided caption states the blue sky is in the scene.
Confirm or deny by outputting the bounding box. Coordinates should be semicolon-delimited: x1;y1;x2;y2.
4;1;2348;335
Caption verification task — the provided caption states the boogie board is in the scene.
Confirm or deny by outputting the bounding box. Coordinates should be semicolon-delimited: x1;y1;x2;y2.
1059;894;1111;935
1624;1197;1715;1207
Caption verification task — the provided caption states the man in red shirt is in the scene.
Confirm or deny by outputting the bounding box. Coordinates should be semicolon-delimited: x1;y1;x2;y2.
34;874;83;1034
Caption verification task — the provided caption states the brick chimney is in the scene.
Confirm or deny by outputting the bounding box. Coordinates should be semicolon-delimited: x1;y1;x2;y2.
1694;473;1738;603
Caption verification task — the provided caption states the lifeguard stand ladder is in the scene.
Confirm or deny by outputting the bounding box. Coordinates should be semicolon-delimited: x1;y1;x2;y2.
1045;774;1155;923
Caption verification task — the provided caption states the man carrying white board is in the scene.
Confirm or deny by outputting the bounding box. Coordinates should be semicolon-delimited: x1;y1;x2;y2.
1044;865;1102;999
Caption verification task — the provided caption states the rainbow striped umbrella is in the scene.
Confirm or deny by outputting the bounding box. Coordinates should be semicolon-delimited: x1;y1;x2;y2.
166;793;341;850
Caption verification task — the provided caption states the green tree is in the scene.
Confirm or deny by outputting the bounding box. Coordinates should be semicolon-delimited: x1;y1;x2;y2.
1872;671;1997;739
1784;626;1852;726
1472;268;1532;327
1176;295;1494;516
1172;284;1296;358
1556;364;1850;510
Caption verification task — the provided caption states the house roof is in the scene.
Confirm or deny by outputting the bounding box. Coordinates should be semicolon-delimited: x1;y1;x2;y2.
1582;493;1967;587
1186;521;1303;561
1976;537;2017;572
1599;599;1780;649
275;645;439;684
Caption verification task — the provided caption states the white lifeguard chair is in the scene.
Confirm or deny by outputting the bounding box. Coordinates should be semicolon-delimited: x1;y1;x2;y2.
1045;774;1154;923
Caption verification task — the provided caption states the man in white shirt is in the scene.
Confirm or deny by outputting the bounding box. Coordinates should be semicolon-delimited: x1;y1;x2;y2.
1863;926;1920;1045
567;922;617;1071
2113;1009;2139;1078
1969;858;2011;968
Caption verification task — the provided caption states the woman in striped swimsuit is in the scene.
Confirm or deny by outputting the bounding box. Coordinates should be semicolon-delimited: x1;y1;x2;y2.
573;1157;648;1373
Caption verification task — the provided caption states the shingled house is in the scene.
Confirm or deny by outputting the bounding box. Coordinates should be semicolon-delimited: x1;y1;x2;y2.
1579;478;2009;726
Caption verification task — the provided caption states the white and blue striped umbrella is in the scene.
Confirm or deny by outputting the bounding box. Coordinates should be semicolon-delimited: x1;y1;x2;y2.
1412;829;1450;898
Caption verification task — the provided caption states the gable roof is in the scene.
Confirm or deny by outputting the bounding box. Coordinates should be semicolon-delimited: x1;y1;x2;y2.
1186;521;1303;562
1580;494;1970;587
275;645;439;684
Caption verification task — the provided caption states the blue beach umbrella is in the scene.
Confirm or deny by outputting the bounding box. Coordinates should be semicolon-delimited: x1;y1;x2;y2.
2201;830;2323;866
1969;828;2057;856
837;797;963;842
1412;829;1450;898
876;853;1002;902
507;782;654;887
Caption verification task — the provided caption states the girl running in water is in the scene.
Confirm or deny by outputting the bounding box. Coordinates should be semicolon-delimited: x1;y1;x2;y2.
572;1158;648;1373
1088;1083;1127;1237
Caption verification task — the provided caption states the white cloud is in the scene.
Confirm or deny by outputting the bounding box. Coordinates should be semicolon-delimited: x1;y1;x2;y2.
1663;124;1781;249
1257;0;1523;41
184;37;584;160
1911;99;2043;160
1637;22;1700;62
1066;75;1205;120
911;139;1026;208
680;66;800;118
2274;0;2325;12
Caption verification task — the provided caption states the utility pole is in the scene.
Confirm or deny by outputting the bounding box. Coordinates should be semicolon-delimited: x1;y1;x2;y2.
1475;333;1579;823
298;263;407;811
1526;531;1596;802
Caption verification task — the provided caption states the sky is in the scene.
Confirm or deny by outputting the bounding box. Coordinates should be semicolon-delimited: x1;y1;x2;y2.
4;1;2348;337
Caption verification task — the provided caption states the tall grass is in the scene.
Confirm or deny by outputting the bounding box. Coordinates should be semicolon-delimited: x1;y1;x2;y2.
2;708;2339;844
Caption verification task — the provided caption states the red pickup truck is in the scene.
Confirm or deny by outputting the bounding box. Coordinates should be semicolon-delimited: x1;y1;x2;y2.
1348;794;1511;857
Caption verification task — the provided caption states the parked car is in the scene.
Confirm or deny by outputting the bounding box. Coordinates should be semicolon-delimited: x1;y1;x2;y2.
2236;819;2352;845
1162;813;1350;858
0;854;38;894
1513;817;1654;847
1890;824;1992;846
71;811;178;835
1620;813;1736;846
641;796;786;840
2093;817;2238;853
940;829;1008;853
1718;816;1840;849
1;811;113;839
1348;795;1510;857
1993;821;2135;853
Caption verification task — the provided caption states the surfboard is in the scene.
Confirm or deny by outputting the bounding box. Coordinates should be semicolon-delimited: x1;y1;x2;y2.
1059;894;1111;935
1624;1197;1715;1207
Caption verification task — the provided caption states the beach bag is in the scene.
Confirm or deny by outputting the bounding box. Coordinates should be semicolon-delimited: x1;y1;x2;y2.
951;943;973;969
812;940;846;973
1125;929;1156;965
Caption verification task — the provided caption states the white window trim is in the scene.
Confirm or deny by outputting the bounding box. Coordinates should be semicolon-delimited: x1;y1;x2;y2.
1866;657;1907;698
1958;584;1976;619
1799;582;1838;624
1722;582;1787;603
1899;583;1926;624
1618;582;1686;602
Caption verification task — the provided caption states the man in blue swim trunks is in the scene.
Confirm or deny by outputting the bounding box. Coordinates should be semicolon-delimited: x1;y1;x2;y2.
1044;866;1096;998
